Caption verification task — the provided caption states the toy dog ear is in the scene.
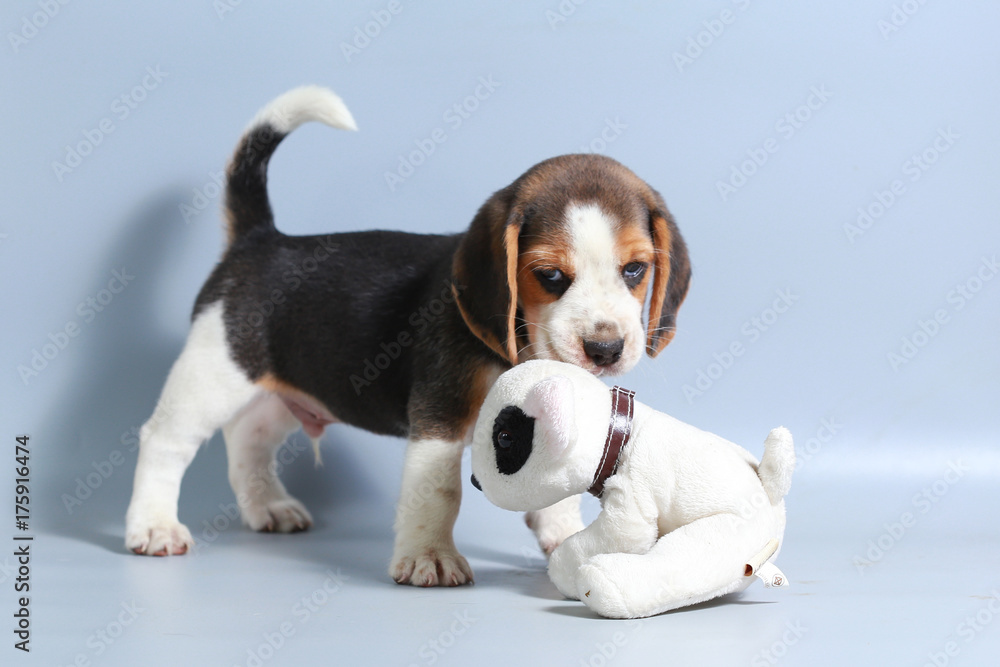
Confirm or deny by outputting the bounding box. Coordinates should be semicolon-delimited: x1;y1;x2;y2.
522;375;577;457
452;186;522;364
644;187;691;357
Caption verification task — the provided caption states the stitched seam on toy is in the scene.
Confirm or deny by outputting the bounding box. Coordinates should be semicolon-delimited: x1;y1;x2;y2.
611;387;635;479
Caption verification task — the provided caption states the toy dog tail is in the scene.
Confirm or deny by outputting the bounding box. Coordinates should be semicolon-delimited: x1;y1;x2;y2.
757;426;795;504
225;86;357;243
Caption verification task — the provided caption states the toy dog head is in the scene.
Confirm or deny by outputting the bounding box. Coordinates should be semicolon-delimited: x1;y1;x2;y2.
470;360;615;511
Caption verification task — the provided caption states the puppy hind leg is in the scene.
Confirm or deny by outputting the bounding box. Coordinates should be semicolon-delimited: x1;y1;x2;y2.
223;393;314;533
125;303;260;556
576;513;778;619
525;495;586;555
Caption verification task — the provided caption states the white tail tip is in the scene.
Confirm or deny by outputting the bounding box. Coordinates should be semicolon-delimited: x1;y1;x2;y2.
247;85;358;135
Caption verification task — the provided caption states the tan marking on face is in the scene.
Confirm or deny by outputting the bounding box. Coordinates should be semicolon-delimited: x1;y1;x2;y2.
521;203;650;374
516;239;574;358
614;223;656;306
646;214;673;353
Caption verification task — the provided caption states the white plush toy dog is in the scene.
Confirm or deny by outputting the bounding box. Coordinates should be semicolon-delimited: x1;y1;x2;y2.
470;360;795;619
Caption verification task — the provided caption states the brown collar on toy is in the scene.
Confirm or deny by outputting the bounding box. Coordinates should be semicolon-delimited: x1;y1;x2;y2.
588;385;636;498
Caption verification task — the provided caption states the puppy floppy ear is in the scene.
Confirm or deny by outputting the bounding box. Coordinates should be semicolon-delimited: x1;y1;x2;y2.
644;188;692;357
522;375;577;458
453;186;522;364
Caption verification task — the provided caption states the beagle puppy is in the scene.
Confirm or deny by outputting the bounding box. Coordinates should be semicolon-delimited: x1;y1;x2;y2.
124;86;691;587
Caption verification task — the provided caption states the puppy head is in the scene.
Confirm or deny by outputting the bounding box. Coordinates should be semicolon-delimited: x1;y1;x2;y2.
470;360;610;511
453;154;691;376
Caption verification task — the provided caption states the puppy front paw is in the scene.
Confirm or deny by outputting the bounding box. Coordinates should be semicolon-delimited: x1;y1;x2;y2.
125;512;194;556
525;502;585;556
390;543;474;587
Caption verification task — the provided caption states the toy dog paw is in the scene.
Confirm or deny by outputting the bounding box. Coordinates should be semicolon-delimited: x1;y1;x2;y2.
547;537;584;600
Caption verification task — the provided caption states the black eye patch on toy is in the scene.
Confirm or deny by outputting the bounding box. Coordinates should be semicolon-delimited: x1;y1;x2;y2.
492;405;534;475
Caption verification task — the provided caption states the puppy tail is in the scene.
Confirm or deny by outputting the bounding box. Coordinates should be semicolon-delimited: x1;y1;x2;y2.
225;85;358;243
757;426;795;504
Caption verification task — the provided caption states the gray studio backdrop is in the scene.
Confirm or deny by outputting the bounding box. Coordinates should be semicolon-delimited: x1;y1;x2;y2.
2;0;999;664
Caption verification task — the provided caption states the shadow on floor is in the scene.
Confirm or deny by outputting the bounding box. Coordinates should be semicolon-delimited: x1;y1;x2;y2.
37;190;385;561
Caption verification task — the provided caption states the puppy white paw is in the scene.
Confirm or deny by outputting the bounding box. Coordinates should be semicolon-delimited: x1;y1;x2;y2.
525;507;585;556
125;514;194;556
390;545;474;587
242;495;313;533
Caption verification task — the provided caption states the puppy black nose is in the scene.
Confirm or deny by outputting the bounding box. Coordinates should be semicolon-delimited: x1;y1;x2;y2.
583;338;624;366
470;474;482;491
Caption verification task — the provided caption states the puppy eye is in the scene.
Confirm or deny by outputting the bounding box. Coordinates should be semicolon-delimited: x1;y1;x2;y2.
538;267;563;282
622;262;647;287
497;430;513;449
534;267;571;296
